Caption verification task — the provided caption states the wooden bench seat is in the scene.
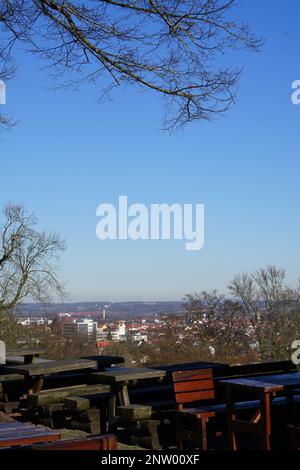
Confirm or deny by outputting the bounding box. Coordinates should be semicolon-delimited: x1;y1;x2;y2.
27;384;110;407
64;392;111;412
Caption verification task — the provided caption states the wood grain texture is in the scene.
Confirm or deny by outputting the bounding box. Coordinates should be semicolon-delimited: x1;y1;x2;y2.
94;368;166;384
5;358;98;376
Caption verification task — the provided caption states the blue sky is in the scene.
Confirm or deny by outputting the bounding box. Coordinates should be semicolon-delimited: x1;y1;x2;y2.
1;0;300;301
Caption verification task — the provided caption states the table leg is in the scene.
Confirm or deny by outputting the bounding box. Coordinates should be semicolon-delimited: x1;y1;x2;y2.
108;388;117;430
108;383;130;431
226;385;237;450
260;391;271;450
32;375;44;394
118;384;130;407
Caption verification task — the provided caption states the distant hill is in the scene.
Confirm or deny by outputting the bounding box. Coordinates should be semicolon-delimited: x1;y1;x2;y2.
14;301;184;318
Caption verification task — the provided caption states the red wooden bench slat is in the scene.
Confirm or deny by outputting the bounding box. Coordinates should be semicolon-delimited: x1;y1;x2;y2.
173;369;212;382
172;368;216;450
172;369;215;405
174;379;214;393
175;389;215;403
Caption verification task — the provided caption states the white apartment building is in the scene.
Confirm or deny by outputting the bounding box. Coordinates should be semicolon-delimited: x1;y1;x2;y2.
97;322;126;342
17;317;52;326
63;318;98;339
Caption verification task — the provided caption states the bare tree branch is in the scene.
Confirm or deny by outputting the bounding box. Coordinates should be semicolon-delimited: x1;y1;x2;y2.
0;0;263;130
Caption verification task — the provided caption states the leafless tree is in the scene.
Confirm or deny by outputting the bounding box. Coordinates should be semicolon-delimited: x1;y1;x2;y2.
184;290;255;363
184;289;224;321
229;265;300;360
0;202;66;314
0;0;263;130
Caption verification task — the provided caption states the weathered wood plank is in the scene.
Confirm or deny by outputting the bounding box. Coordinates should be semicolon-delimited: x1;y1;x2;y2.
118;404;152;422
5;358;98;377
220;378;284;392
93;368;166;384
0;374;25;382
64;396;90;412
7;348;44;357
27;384;110;406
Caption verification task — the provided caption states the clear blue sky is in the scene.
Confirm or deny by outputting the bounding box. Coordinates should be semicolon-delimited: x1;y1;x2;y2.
1;0;300;301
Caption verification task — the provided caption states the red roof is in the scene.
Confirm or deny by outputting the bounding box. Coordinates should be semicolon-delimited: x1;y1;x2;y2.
96;341;112;349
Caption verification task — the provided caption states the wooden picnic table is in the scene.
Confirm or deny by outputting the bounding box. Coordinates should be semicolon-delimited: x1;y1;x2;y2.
6;347;45;364
0;421;60;448
94;367;166;429
5;358;98;394
219;371;300;450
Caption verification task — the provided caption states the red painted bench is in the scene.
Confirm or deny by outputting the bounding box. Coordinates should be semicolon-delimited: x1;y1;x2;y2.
0;421;60;448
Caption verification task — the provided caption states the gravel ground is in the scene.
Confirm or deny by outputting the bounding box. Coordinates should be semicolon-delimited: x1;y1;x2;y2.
57;428;146;449
0;411;15;423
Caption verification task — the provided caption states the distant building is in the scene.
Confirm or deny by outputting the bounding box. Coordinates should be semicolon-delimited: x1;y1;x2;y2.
96;322;126;342
131;332;148;343
63;318;98;340
17;317;52;326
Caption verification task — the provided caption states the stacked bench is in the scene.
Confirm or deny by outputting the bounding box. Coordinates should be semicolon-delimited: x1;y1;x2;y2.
0;356;124;432
22;383;111;432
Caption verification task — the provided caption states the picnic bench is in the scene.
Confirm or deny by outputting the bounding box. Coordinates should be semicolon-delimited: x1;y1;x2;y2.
92;368;166;430
6;348;45;365
5;358;98;394
26;383;111;407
